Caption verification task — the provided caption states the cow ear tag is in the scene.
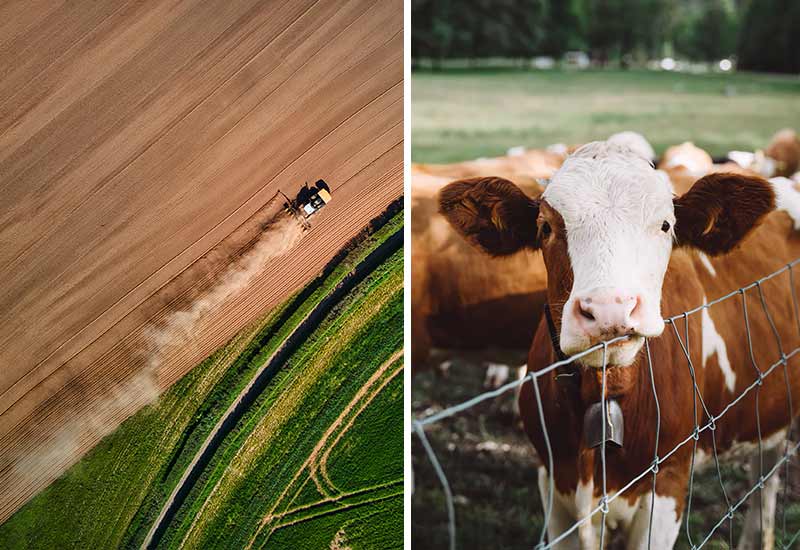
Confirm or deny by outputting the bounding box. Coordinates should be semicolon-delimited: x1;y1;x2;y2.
584;399;624;448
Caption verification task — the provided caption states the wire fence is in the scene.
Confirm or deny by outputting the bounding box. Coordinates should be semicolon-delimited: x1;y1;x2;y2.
413;258;800;549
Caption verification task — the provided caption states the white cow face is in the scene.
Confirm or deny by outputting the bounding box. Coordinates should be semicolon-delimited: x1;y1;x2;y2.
439;140;776;368
541;142;674;366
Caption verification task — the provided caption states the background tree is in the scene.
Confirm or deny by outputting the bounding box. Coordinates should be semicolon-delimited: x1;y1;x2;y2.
411;0;798;74
737;0;800;74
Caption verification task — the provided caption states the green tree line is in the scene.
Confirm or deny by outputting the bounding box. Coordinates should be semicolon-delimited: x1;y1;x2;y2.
411;0;799;73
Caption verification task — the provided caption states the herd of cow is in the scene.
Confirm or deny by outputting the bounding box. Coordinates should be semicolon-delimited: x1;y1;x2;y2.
412;129;800;548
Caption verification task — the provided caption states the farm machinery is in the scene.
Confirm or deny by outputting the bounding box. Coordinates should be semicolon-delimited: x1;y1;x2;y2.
280;179;332;230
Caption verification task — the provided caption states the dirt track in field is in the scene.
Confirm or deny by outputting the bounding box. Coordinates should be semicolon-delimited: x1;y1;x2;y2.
0;0;402;521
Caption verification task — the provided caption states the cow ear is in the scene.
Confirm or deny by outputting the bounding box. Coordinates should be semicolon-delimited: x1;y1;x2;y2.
439;176;540;256
673;172;775;255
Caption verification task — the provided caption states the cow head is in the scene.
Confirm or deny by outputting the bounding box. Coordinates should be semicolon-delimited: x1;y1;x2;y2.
439;141;775;368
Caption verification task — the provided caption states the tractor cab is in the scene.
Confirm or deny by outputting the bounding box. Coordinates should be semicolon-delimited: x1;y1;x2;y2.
280;179;332;228
302;182;332;217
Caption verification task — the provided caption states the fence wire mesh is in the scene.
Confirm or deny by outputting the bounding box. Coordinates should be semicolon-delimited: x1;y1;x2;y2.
412;259;800;549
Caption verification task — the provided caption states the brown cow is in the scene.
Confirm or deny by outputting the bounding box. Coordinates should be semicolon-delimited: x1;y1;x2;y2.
412;148;563;181
439;140;800;548
660;142;764;195
412;172;548;374
658;141;715;195
660;141;714;174
727;129;800;179
766;128;800;177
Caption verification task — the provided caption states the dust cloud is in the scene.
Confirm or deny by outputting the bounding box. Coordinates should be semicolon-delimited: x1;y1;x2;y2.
9;214;305;500
143;214;305;373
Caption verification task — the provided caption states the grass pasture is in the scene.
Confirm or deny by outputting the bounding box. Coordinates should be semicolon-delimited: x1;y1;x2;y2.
0;205;403;550
412;69;800;163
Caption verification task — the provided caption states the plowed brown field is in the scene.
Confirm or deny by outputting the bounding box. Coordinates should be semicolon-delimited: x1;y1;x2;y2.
0;0;402;522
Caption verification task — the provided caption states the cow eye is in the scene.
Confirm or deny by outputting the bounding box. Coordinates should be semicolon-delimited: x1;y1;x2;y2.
661;220;671;233
541;221;552;238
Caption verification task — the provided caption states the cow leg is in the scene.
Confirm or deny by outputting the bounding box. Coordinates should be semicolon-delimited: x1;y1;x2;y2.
537;466;581;549
737;445;782;550
625;492;682;550
512;364;527;418
483;363;509;389
436;359;453;377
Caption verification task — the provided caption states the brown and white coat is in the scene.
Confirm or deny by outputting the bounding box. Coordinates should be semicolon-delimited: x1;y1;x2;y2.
439;141;800;549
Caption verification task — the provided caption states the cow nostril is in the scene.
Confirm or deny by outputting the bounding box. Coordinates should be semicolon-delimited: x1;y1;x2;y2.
578;305;595;322
629;296;643;320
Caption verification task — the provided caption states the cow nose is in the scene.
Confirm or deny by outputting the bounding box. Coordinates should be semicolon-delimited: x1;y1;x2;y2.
573;290;642;337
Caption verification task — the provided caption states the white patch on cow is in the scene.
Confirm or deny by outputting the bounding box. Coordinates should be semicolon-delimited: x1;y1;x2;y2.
607;131;655;161
770;176;800;229
537;466;548;501
627;494;681;550
756;149;777;178
693;447;711;469
575;480;596;549
728;150;756;169
537;468;581;547
697;251;716;277
728;148;777;177
544;141;674;365
701;295;735;392
649;495;681;548
655;169;676;193
506;145;526;157
729;148;777;177
605;495;638;531
547;143;569;156
541;473;680;547
483;364;526;419
483;363;510;389
664;150;707;176
563;477;642;546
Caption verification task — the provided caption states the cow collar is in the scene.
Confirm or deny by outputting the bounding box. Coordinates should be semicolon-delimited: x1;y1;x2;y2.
543;303;624;449
543;303;580;384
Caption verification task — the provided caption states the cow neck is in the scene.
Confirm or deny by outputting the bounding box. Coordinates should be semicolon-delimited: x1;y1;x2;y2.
579;363;639;404
543;302;642;402
544;303;637;449
543;303;581;388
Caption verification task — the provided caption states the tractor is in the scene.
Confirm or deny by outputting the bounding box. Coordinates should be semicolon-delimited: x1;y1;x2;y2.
280;179;332;229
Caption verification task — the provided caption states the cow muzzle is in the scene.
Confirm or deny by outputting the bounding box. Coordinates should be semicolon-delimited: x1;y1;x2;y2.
560;287;664;366
574;290;642;337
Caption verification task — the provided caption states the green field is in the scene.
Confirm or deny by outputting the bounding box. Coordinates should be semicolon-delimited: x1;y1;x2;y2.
0;204;403;550
163;248;403;549
412;69;800;163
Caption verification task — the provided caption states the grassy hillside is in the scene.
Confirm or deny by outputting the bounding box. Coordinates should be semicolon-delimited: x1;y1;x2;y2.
0;204;403;550
412;69;800;163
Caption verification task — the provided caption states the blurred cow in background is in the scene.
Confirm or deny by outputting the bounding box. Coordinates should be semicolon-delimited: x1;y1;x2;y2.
411;148;562;181
411;172;547;387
